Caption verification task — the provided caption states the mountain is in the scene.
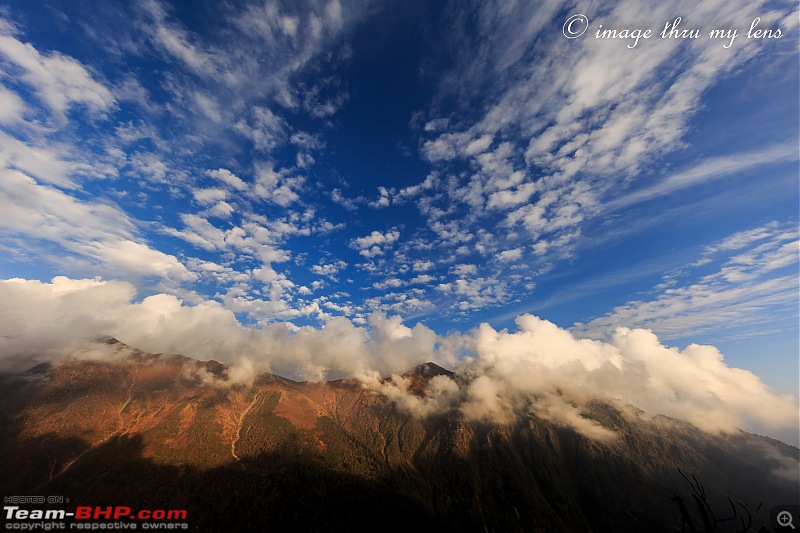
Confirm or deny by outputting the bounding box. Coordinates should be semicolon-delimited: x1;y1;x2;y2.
0;341;797;532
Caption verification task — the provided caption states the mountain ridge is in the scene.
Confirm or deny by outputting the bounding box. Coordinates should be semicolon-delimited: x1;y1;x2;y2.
0;343;797;532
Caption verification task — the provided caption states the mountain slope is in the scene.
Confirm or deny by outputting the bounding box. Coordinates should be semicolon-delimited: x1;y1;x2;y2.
0;343;797;532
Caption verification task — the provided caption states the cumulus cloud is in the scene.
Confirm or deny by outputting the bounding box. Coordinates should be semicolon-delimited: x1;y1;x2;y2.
192;187;227;205
330;188;362;211
350;229;400;258
464;316;797;436
412;260;434;272
496;247;523;262
379;314;798;441
452;263;477;276
2;277;795;443
208;168;247;191
0;277;447;386
371;373;461;418
311;260;347;280
251;164;304;206
368;186;392;208
436;275;510;311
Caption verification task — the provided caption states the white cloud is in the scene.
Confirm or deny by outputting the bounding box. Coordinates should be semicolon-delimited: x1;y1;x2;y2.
0;169;193;282
531;241;548;256
575;222;799;341
487;182;537;209
0;131;79;188
396;173;436;202
163;209;327;317
368;186;392;208
358;247;383;259
452;264;477;276
423;118;448;132
235;107;287;152
302;81;349;119
375;313;800;440
421;132;461;162
705;221;783;254
290;131;324;151
412;260;434;272
89;240;195;283
228;0;363;119
129;152;176;184
208;168;248;191
331;188;361;211
0;84;25;124
207;200;234;218
460;315;798;436
1;277;795;441
0;278;446;384
192;187;227;205
464;134;493;156
373;277;405;290
496;248;523;262
0;25;115;120
607;143;800;211
437;274;510;312
351;229;400;258
311;260;347;279
141;0;218;77
252;164;304;207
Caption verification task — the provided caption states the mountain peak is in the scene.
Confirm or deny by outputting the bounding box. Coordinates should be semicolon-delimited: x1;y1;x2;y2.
406;361;452;379
402;362;453;395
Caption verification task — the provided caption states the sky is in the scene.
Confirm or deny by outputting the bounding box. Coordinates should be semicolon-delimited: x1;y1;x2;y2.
0;1;798;440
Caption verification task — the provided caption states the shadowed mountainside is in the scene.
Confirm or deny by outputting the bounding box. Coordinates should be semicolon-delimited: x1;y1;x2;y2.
0;341;797;532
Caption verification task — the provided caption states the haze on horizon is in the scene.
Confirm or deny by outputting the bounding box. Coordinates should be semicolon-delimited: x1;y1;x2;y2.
0;1;797;444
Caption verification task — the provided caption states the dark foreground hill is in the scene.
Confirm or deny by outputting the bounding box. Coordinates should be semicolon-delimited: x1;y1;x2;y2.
0;342;797;532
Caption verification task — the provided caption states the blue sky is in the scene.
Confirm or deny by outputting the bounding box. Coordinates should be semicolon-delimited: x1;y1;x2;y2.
0;0;798;403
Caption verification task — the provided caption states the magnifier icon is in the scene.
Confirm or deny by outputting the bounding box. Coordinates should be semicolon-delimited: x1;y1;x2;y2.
778;511;796;529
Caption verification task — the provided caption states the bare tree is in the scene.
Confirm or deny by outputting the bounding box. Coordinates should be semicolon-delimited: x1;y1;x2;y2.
672;469;764;533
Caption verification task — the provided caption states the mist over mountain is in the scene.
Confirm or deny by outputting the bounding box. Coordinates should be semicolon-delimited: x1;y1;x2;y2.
2;277;798;448
1;340;797;532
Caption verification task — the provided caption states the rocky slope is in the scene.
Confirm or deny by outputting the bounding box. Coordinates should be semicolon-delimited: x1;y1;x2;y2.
0;341;797;532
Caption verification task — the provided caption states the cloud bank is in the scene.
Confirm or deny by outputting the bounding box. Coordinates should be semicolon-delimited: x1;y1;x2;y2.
1;277;797;442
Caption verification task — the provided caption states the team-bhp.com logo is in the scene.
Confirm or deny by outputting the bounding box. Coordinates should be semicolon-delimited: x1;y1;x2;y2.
73;507;187;521
5;505;189;530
